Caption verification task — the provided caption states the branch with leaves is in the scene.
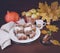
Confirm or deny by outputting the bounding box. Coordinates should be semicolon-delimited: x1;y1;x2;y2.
41;25;60;46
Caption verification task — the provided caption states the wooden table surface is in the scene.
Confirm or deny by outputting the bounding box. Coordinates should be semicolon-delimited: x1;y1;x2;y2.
0;0;60;53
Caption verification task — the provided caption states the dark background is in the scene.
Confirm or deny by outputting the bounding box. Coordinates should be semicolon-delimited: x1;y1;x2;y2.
0;0;60;26
0;0;60;53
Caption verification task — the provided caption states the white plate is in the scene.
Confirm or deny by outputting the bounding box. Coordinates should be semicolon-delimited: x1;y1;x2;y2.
9;27;41;43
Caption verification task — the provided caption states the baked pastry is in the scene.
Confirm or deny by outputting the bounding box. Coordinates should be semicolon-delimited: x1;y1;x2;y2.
24;27;32;35
31;25;36;31
16;33;27;40
25;22;32;27
14;26;24;34
13;22;36;40
29;31;36;38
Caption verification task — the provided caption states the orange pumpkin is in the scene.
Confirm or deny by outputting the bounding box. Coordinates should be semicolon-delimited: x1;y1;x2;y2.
5;11;20;22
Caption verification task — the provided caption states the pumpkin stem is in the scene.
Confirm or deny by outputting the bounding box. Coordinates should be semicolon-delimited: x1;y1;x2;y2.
7;10;10;14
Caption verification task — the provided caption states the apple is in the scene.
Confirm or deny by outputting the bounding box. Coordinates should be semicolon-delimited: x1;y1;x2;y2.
31;14;38;19
29;9;36;14
36;12;40;16
26;12;32;17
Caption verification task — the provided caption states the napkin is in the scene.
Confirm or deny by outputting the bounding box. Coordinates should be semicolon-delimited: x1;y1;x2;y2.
1;21;15;32
0;29;11;50
17;19;26;25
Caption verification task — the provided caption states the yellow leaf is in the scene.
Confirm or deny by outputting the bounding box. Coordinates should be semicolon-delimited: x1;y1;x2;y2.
50;40;60;46
41;30;48;34
21;11;26;16
46;25;59;32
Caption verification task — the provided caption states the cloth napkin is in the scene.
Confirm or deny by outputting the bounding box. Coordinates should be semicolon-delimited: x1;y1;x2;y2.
17;19;26;25
0;19;26;50
1;21;15;32
0;29;11;50
0;21;15;50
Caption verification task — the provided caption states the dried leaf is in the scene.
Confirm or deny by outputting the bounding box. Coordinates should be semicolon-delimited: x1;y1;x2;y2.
50;40;60;46
51;1;58;10
46;25;59;32
41;30;48;34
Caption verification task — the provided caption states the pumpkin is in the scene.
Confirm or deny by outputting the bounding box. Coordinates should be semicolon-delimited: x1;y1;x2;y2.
5;11;20;22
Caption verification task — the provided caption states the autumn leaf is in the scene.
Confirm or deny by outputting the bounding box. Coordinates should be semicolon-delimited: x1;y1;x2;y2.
41;30;48;34
50;40;60;46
